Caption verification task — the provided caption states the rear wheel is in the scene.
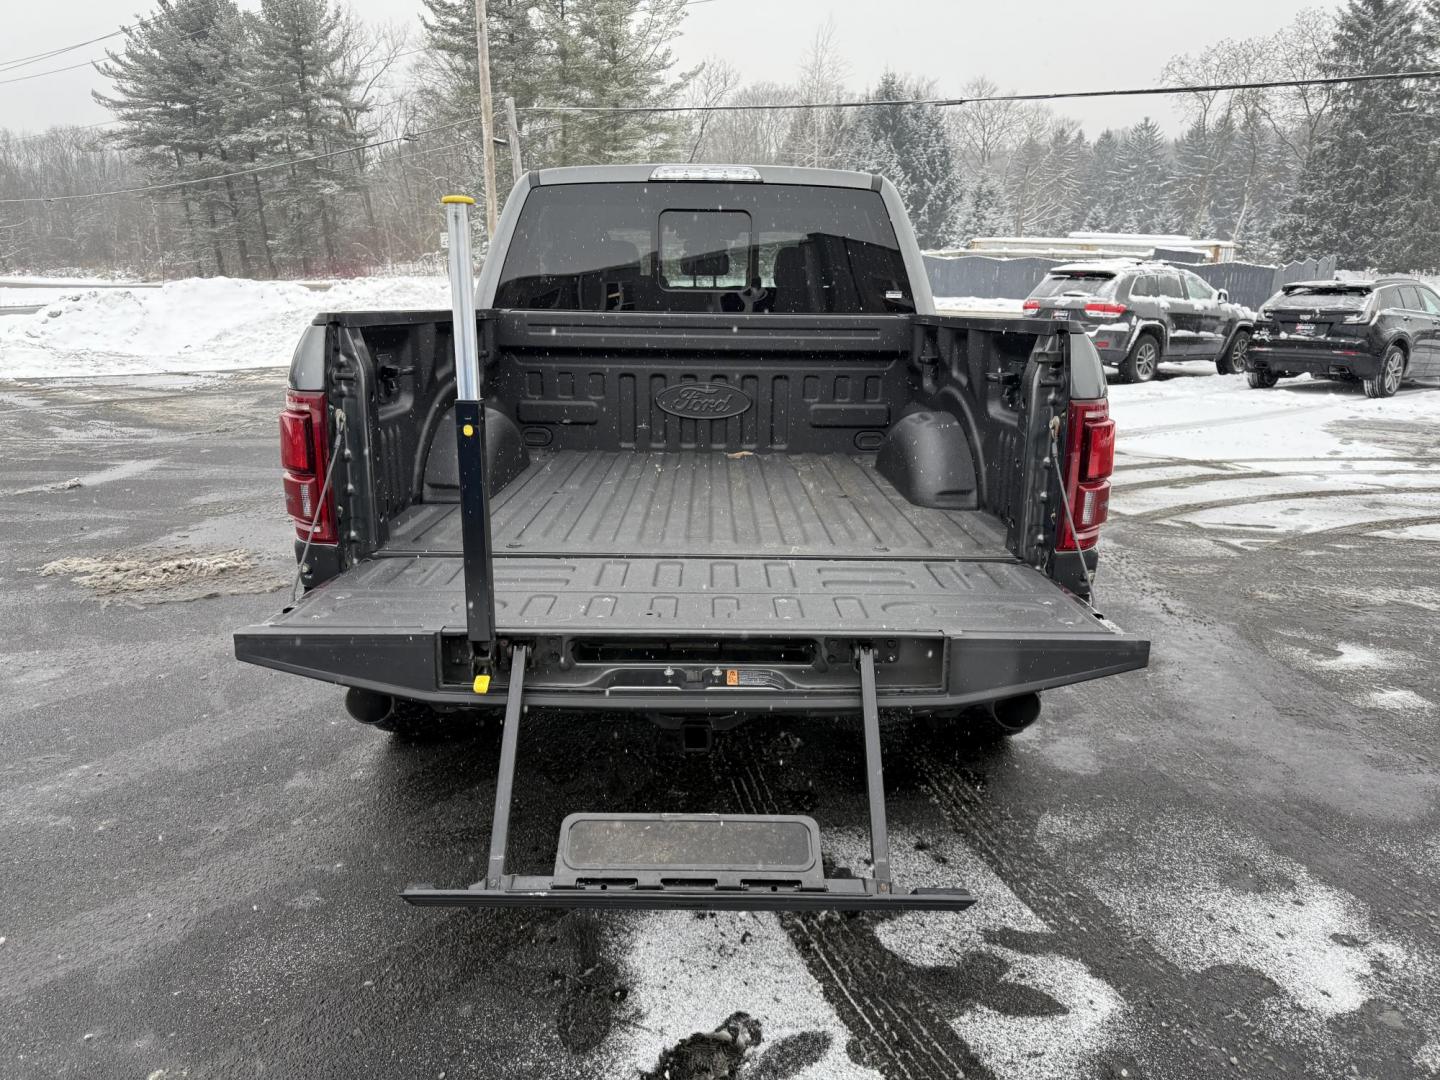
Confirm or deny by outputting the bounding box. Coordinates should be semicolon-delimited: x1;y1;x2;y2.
1363;345;1405;399
1247;367;1280;389
1219;330;1251;374
372;698;448;738
1120;334;1161;383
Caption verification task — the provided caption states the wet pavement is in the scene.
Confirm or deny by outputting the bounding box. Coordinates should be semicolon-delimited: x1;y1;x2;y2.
1;370;1438;1079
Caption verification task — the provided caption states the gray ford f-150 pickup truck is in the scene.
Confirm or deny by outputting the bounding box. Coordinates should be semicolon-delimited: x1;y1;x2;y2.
236;164;1149;912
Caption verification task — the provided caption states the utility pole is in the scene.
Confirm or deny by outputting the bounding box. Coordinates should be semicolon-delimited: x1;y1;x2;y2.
504;96;524;185
473;0;500;238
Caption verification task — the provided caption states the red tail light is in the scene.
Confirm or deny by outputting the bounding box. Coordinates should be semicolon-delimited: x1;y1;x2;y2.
280;390;336;545
1083;301;1128;319
1023;299;1041;312
279;411;313;472
1058;398;1113;551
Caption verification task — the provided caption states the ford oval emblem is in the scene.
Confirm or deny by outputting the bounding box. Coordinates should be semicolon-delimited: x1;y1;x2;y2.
654;383;753;420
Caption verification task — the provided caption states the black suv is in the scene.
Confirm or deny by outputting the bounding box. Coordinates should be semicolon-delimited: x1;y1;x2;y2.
1024;261;1255;383
1248;277;1440;398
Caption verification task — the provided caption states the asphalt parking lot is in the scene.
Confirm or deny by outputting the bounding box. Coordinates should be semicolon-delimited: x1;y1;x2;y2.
2;369;1438;1079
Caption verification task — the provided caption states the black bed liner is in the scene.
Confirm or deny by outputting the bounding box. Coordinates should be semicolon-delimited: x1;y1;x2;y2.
248;552;1108;636
235;548;1147;711
385;449;1010;561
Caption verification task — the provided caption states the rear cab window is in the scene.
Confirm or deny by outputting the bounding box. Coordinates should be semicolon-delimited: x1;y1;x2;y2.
494;182;914;314
1396;285;1423;311
1267;284;1374;313
1030;272;1119;300
1156;273;1184;300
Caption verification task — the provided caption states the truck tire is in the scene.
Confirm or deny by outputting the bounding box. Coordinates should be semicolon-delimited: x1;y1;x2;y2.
1247;367;1280;389
1119;333;1161;383
372;698;450;738
1363;345;1405;399
1219;330;1250;375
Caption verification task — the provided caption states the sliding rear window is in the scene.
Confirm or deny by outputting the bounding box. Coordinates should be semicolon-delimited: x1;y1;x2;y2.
493;182;914;314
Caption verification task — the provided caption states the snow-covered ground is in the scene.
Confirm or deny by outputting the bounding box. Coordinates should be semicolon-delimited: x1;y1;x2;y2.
1106;370;1440;547
934;296;1026;315
0;276;450;379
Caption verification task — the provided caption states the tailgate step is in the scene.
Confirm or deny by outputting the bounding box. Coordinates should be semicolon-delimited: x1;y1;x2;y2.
555;813;823;890
401;645;976;912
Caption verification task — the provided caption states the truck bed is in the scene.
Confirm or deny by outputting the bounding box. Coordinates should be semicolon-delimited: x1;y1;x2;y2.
242;448;1144;707
382;450;1011;561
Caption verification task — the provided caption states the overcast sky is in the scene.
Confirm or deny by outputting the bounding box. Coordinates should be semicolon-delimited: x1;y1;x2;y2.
3;0;1340;136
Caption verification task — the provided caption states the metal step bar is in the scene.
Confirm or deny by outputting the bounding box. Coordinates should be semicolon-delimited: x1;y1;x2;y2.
402;645;975;912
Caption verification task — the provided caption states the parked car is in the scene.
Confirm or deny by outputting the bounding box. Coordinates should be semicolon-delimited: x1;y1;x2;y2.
235;164;1149;913
1247;277;1440;398
1023;260;1255;383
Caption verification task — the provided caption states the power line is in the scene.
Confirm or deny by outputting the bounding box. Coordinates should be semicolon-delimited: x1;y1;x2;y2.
0;34;421;89
0;57;106;87
0;117;476;205
944;67;1440;107
519;96;919;115
0;29;127;74
0;21;233;86
4;47;424;147
8;65;1440;205
516;67;1440;114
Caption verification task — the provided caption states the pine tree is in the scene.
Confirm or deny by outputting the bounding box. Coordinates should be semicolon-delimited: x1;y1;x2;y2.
566;0;697;165
1004;123;1085;236
96;0;257;275
954;170;1009;245
416;0;544;197
1410;0;1440;267
1277;0;1425;268
1116;118;1172;234
250;0;367;275
1168;116;1231;238
840;72;961;247
1420;0;1440;51
1077;129;1124;231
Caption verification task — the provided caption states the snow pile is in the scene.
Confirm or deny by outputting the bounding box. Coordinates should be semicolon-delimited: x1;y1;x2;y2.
0;276;450;379
934;296;1027;315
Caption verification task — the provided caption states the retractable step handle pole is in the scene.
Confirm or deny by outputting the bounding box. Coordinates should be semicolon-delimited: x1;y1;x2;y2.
443;195;497;652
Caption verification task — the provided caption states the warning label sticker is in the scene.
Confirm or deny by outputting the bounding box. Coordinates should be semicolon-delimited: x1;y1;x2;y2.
725;669;785;689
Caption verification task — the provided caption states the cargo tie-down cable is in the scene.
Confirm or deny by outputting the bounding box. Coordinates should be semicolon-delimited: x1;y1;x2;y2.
292;409;344;602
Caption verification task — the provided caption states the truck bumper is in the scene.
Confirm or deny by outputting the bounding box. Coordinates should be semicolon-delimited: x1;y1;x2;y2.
1248;344;1383;377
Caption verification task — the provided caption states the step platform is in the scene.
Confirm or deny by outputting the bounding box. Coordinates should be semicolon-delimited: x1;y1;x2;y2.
401;645;977;912
404;812;975;910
